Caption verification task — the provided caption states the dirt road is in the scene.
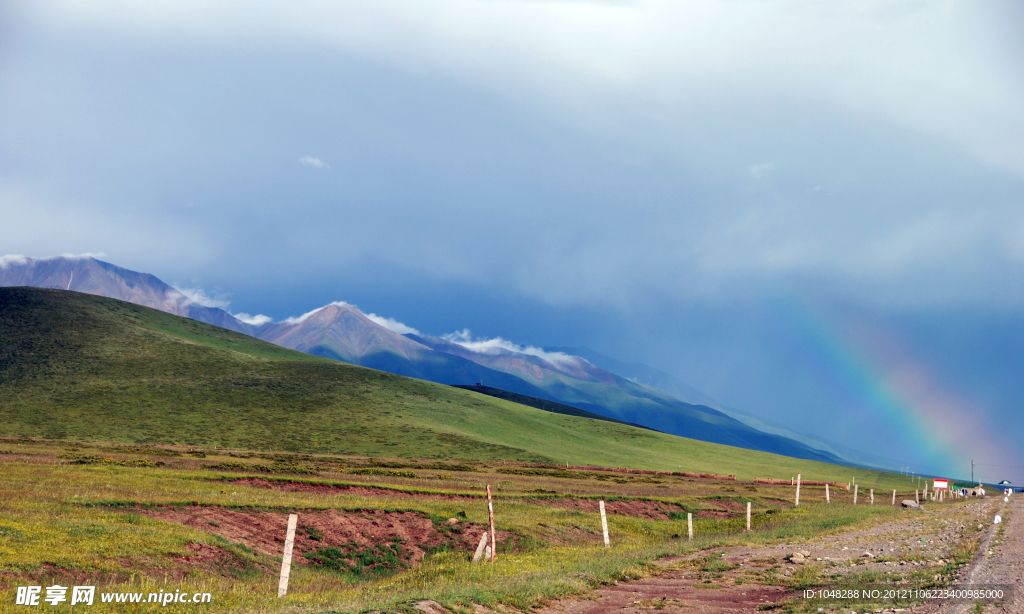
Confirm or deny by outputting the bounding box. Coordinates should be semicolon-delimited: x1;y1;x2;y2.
540;496;1014;614
939;494;1021;614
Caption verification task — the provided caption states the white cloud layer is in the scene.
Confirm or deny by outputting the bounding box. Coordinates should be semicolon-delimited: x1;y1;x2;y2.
443;329;579;365
232;312;273;326
174;286;231;310
0;255;28;269
28;0;1024;174
5;1;1024;311
299;156;328;169
1;253;107;268
366;313;420;336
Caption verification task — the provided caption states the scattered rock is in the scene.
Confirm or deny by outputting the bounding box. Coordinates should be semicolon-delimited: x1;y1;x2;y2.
901;500;925;510
414;601;450;614
446;518;460;525
790;552;806;564
861;551;875;558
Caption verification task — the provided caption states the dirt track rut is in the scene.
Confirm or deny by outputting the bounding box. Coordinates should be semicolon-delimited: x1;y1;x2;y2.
940;494;1021;614
539;496;1016;614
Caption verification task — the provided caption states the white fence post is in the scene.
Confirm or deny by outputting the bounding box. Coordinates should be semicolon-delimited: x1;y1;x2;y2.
599;501;610;547
278;514;298;598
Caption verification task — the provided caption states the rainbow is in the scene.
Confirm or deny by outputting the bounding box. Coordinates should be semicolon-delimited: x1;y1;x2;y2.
773;295;998;479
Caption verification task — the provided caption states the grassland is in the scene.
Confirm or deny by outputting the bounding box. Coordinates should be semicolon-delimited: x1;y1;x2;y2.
0;287;923;486
0;288;972;613
0;439;966;614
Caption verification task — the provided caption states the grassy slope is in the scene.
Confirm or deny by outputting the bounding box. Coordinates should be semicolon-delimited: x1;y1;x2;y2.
0;445;957;614
450;384;657;430
2;287;885;483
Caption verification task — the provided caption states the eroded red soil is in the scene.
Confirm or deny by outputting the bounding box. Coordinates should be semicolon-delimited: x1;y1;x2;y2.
228;477;481;501
137;505;506;568
227;478;744;520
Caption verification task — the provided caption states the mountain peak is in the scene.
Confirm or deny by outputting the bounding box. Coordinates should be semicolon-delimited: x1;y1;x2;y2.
259;301;429;362
0;255;254;335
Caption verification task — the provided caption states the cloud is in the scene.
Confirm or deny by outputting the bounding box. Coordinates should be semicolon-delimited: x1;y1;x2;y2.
0;254;28;268
748;163;775;179
57;252;107;260
232;312;273;326
443;329;579;365
6;0;1024;315
299;156;329;169
174;286;231;309
366;313;420;335
1;253;107;269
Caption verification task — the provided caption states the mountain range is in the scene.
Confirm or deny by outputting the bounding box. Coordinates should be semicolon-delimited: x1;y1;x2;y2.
0;254;842;463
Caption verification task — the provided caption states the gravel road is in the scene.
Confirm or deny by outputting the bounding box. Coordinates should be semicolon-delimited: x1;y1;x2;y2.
539;496;1017;614
939;494;1021;614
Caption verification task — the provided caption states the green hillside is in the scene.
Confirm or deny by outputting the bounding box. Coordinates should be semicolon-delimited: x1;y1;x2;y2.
1;287;875;481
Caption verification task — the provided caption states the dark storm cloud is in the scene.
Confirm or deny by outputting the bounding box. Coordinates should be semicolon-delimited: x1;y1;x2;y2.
3;0;1024;479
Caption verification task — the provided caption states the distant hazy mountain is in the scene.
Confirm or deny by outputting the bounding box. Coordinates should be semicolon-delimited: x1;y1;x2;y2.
404;334;842;463
546;345;723;407
1;255;844;463
549;345;846;459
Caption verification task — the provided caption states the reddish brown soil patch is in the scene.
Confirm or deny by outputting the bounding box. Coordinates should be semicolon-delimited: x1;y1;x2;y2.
230;478;729;521
694;509;733;519
228;477;480;501
135;505;510;570
540;573;790;614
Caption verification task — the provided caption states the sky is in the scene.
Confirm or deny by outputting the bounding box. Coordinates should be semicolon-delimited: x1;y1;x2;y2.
2;0;1024;483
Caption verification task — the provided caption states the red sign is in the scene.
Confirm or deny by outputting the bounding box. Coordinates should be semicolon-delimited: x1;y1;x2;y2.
934;479;949;490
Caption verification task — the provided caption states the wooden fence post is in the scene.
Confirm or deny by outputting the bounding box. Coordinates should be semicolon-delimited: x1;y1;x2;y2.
599;501;610;547
486;485;497;563
278;513;298;598
826;483;830;503
870;489;874;505
746;502;751;532
795;474;801;507
892;489;896;505
854;484;859;505
687;513;693;541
